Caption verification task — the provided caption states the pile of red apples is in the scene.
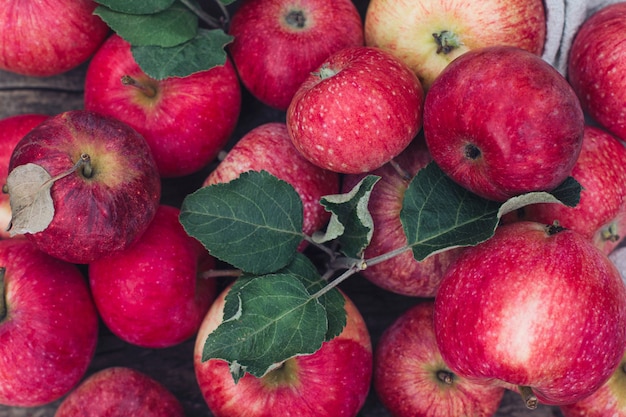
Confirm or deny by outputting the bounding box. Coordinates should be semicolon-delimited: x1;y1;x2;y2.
0;0;626;416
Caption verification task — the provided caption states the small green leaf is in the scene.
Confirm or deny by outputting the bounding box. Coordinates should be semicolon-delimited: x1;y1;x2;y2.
131;28;233;79
313;175;381;258
179;170;303;275
94;0;175;14
276;253;346;341
400;162;582;261
218;0;238;5
203;273;329;382
95;3;198;48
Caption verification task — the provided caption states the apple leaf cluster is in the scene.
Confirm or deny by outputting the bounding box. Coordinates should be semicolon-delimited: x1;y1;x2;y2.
93;0;235;79
179;163;581;382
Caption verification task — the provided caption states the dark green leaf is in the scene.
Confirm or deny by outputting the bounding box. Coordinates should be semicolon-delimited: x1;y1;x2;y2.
400;162;582;261
276;253;346;341
95;3;198;47
313;175;381;258
179;170;303;275
203;273;329;382
94;0;175;14
131;28;233;79
219;0;238;5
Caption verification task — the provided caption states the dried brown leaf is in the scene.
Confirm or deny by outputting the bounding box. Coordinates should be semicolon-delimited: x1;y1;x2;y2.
6;163;54;236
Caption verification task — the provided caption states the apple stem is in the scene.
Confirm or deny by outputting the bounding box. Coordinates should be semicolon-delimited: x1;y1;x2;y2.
519;385;538;409
436;370;454;385
121;75;157;98
0;267;5;321
179;0;228;28
80;154;93;179
388;158;412;181
432;30;462;54
546;221;566;235
202;269;242;279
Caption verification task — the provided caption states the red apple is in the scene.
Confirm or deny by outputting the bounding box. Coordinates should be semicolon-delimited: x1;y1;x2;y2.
286;45;424;174
568;2;626;141
0;238;99;407
375;300;505;417
88;204;218;348
0;0;109;77
203;122;340;242
434;221;626;407
54;367;184;417
559;351;626;417
194;285;373;417
84;34;242;178
364;0;546;90
0;114;49;238
228;0;364;110
7;109;161;264
342;138;462;297
423;45;584;202
505;125;626;255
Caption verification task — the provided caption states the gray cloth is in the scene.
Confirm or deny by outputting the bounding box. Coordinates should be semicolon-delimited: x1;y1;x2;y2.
543;0;624;74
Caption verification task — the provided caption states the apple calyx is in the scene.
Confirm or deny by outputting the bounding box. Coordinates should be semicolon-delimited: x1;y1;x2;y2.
432;31;462;54
260;358;300;389
313;64;339;80
546;221;566;236
285;9;306;29
0;267;6;321
519;385;538;409
601;223;620;242
436;369;455;385
464;143;481;160
121;75;157;98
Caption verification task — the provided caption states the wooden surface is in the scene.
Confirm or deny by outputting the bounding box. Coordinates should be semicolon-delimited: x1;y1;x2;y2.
0;55;569;417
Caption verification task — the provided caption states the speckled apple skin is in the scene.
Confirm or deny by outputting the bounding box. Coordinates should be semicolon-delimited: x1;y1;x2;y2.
89;205;217;348
375;300;505;417
0;238;99;407
287;46;423;174
342;138;462;297
228;0;364;110
568;2;626;142
204;122;339;239
434;221;626;406
194;286;373;417
54;367;185;417
424;45;584;202
559;352;626;417
364;0;546;90
8;110;161;264
507;125;626;255
0;0;109;77
84;34;242;178
0;113;49;238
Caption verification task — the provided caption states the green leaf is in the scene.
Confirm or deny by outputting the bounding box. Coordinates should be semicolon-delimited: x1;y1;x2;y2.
203;273;329;382
131;28;233;79
313;175;381;258
400;162;582;261
276;253;346;341
218;0;238;5
179;170;303;275
94;0;176;14
95;3;198;47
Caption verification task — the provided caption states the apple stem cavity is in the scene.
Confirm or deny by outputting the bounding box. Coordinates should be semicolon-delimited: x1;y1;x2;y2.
285;9;306;29
546;221;566;235
0;267;6;321
432;30;462;54
121;75;157;98
519;385;538;409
